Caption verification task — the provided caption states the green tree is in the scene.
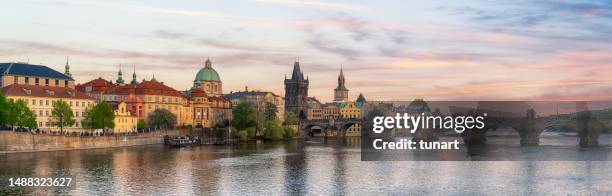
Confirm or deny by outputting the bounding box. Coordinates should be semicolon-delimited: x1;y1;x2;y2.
232;102;256;130
9;99;37;130
137;119;147;130
0;92;9;126
264;119;284;140
95;101;115;132
147;109;177;129
283;127;295;139
81;101;115;132
237;130;248;141
81;106;97;130
283;112;298;125
264;102;278;121
49;100;75;134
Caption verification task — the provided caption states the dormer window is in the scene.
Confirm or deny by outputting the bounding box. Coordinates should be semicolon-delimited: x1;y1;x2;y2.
22;88;31;95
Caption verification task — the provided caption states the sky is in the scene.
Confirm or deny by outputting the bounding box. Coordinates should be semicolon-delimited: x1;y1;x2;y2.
1;0;611;102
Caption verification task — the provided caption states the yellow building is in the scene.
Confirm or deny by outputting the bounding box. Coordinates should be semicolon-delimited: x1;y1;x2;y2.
0;62;95;133
340;101;362;136
113;102;137;133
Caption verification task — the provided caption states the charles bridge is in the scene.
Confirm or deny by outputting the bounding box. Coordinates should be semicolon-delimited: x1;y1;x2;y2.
299;101;612;147
456;101;611;147
299;118;361;139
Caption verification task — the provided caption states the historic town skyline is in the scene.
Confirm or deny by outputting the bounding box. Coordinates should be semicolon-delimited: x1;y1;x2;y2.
1;1;612;102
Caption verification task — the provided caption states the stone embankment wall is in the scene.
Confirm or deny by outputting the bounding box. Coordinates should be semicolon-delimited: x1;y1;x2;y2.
0;129;188;153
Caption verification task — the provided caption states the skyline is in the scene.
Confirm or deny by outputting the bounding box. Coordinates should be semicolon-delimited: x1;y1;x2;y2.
1;0;612;102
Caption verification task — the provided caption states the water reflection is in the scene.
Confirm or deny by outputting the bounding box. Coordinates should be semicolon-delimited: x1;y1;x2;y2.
1;139;612;195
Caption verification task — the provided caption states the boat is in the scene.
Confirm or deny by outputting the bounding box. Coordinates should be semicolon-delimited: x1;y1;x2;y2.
164;135;201;147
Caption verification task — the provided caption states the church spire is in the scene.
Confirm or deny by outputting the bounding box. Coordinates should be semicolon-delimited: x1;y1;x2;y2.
336;65;346;91
151;74;157;82
116;64;125;84
131;65;138;85
64;56;72;78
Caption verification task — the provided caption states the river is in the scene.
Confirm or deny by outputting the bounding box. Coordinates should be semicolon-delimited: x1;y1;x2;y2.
1;133;612;195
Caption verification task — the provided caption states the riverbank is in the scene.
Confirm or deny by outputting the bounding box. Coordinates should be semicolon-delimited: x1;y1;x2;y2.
0;129;189;154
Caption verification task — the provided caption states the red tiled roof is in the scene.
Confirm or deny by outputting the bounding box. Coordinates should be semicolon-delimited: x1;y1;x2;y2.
190;88;208;97
76;78;116;94
135;80;183;96
1;84;94;100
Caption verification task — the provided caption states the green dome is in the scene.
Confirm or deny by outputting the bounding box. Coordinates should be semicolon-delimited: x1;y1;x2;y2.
194;67;220;82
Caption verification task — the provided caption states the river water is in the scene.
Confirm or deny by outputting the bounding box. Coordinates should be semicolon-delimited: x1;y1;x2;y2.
1;133;612;195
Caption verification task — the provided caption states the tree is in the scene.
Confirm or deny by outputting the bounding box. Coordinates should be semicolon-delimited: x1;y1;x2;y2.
137;119;147;130
264;102;278;121
9;99;37;130
81;107;97;130
232;102;256;130
283;127;295;139
0;92;9;126
283;112;298;125
49;100;75;134
147;109;177;129
264;119;284;140
81;101;115;132
95;101;115;132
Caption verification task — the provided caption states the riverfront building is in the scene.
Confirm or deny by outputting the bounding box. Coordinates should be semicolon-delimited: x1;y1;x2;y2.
303;66;366;136
77;58;232;128
0;62;95;133
113;101;138;133
225;87;285;121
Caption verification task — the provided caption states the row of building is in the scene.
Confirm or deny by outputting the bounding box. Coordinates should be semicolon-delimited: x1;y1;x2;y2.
284;61;367;136
0;57;367;136
0;58;232;133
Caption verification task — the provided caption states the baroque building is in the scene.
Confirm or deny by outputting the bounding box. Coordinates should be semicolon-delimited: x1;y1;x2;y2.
225;87;285;121
284;59;309;119
0;62;95;133
77;58;232;129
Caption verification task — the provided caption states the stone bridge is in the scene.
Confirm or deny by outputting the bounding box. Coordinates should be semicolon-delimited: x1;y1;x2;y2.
300;118;361;138
462;109;607;147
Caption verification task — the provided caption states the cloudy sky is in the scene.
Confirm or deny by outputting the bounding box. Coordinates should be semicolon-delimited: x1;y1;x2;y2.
1;0;611;102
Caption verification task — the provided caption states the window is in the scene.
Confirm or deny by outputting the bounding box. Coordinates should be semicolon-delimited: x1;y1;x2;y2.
39;110;43;116
70;101;73;106
45;100;49;106
76;102;79;107
40;100;43;105
33;99;36;106
25;77;29;84
148;96;152;101
64;80;68;86
45;111;49;116
13;76;18;84
45;78;49;86
55;80;59;86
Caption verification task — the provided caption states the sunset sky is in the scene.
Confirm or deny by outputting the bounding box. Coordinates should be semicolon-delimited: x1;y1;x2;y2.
1;0;611;102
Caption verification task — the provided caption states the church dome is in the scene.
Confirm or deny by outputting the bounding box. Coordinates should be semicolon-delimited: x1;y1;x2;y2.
194;58;221;82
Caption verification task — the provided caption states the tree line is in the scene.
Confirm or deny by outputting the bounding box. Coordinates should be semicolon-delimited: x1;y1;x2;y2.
232;102;298;141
